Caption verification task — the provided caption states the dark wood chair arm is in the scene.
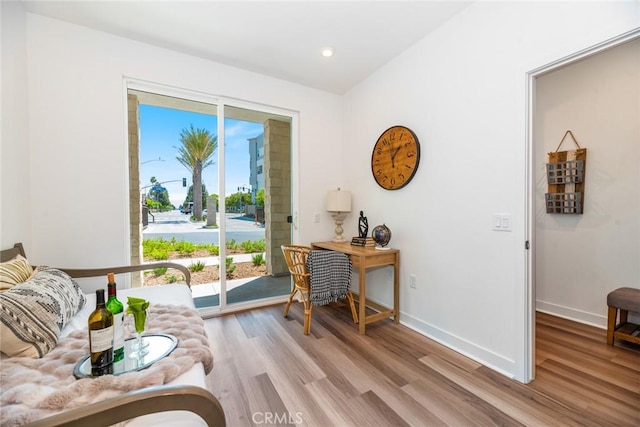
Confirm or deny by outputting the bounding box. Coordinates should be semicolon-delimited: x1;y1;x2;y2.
26;384;225;427
58;262;192;289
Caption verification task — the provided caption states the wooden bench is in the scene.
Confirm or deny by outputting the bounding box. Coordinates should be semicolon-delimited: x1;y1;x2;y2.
607;287;640;346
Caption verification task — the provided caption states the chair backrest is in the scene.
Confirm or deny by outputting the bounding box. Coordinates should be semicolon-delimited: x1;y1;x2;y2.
281;245;311;290
1;243;27;262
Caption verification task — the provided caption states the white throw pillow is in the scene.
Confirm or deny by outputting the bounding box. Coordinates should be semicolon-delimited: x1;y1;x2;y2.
0;267;86;358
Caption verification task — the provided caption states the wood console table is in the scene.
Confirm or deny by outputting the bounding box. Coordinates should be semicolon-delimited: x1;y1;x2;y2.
311;241;399;334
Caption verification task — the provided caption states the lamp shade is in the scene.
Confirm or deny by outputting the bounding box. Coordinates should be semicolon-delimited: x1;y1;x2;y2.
326;189;352;212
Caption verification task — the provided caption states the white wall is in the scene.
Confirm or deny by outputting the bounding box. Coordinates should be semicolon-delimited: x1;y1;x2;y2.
535;39;640;326
22;14;343;272
343;1;639;381
5;1;639;384
1;1;31;250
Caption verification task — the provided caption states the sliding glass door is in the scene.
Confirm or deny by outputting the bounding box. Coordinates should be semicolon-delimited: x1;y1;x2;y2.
220;105;293;309
127;83;294;314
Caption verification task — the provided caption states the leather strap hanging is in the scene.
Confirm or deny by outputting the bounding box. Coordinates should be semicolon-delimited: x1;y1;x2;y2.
552;130;581;153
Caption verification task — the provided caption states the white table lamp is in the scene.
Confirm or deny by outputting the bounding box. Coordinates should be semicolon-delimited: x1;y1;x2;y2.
326;188;352;243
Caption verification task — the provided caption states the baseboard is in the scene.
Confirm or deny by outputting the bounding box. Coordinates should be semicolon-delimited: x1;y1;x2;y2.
399;310;517;380
536;300;606;329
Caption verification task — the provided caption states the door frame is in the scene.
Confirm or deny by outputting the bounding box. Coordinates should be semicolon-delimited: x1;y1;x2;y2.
524;27;640;382
123;78;300;316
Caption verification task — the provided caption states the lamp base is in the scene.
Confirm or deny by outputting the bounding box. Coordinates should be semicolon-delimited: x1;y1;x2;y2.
330;212;348;243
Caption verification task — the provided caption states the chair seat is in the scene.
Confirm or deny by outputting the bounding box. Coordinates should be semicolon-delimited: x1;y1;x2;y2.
607;287;640;312
606;287;640;347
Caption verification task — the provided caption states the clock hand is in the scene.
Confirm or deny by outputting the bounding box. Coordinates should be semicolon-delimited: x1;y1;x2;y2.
390;146;402;168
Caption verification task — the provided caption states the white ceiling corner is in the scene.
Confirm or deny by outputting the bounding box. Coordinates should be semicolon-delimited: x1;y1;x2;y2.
21;0;472;94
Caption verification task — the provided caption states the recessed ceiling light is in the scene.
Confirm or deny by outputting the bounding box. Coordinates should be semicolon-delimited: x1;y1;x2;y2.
321;47;334;58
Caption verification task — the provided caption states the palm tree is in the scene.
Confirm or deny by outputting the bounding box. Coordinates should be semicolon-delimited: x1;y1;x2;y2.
175;124;217;220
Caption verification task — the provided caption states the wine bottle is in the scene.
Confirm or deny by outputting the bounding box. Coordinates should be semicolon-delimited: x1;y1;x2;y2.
88;288;114;376
106;273;124;362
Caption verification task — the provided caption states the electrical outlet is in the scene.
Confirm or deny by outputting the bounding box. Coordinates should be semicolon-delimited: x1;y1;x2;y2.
410;274;417;289
314;213;320;223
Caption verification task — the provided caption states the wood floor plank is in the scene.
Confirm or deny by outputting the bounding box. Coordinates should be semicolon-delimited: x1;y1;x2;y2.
402;374;520;427
532;363;639;425
235;309;271;339
301;330;449;426
537;340;640;393
421;354;575;426
209;314;267;379
303;376;363;426
204;306;640;426
536;358;640;408
354;390;411;427
252;307;327;376
206;357;253;426
253;339;333;426
479;364;628;427
537;321;626;363
310;306;431;387
611;349;640;370
245;373;294;426
247;319;338;426
537;312;606;341
302;335;370;396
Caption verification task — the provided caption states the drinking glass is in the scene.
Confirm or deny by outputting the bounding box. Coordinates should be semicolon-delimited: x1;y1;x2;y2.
127;311;149;359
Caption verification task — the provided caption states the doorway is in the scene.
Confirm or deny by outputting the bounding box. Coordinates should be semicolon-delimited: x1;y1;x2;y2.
526;28;640;380
126;82;296;314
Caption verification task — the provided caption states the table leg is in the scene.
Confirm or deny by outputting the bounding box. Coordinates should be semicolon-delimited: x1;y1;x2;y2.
359;261;366;335
394;253;400;324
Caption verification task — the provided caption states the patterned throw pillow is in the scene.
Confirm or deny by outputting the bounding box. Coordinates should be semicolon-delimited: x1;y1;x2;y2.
0;267;86;358
0;254;34;291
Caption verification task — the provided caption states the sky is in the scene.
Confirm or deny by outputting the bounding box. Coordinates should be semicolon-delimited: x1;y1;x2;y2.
139;104;263;207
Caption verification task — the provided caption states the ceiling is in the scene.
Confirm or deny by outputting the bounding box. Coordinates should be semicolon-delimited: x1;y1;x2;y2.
21;1;472;94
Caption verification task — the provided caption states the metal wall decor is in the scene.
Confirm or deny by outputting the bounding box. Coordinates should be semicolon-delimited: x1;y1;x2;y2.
545;130;587;214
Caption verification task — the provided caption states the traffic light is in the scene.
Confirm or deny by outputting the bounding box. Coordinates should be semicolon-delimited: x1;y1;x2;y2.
182;178;187;187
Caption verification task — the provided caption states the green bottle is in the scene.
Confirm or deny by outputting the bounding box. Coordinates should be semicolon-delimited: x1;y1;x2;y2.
106;272;124;362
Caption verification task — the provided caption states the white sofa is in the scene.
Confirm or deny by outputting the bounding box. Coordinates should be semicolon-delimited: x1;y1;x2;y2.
0;243;225;427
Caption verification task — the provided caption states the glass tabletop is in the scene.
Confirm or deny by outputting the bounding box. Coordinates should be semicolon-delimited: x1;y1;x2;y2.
74;333;178;379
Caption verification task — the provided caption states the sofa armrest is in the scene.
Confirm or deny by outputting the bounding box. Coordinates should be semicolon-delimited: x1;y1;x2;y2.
59;262;191;289
26;385;225;427
1;243;191;289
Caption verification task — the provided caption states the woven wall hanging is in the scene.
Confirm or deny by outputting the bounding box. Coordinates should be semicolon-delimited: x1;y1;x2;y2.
545;130;587;214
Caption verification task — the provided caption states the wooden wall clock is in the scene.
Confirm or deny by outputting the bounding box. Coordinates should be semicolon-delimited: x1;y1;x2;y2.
371;125;421;190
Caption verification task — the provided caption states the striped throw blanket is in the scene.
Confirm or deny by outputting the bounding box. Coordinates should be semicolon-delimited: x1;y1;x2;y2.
306;250;352;306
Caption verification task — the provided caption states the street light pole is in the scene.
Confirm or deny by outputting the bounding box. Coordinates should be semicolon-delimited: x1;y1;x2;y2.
141;157;165;165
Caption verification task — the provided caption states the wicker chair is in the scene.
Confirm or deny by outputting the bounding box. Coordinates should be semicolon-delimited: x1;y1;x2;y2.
281;244;358;335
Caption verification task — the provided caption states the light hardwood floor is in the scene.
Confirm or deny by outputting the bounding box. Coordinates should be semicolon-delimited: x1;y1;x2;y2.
204;303;640;426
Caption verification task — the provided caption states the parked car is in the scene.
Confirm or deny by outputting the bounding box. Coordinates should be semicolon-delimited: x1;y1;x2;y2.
181;202;193;214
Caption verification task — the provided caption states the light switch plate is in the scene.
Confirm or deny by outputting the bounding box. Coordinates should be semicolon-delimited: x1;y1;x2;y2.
493;214;512;232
